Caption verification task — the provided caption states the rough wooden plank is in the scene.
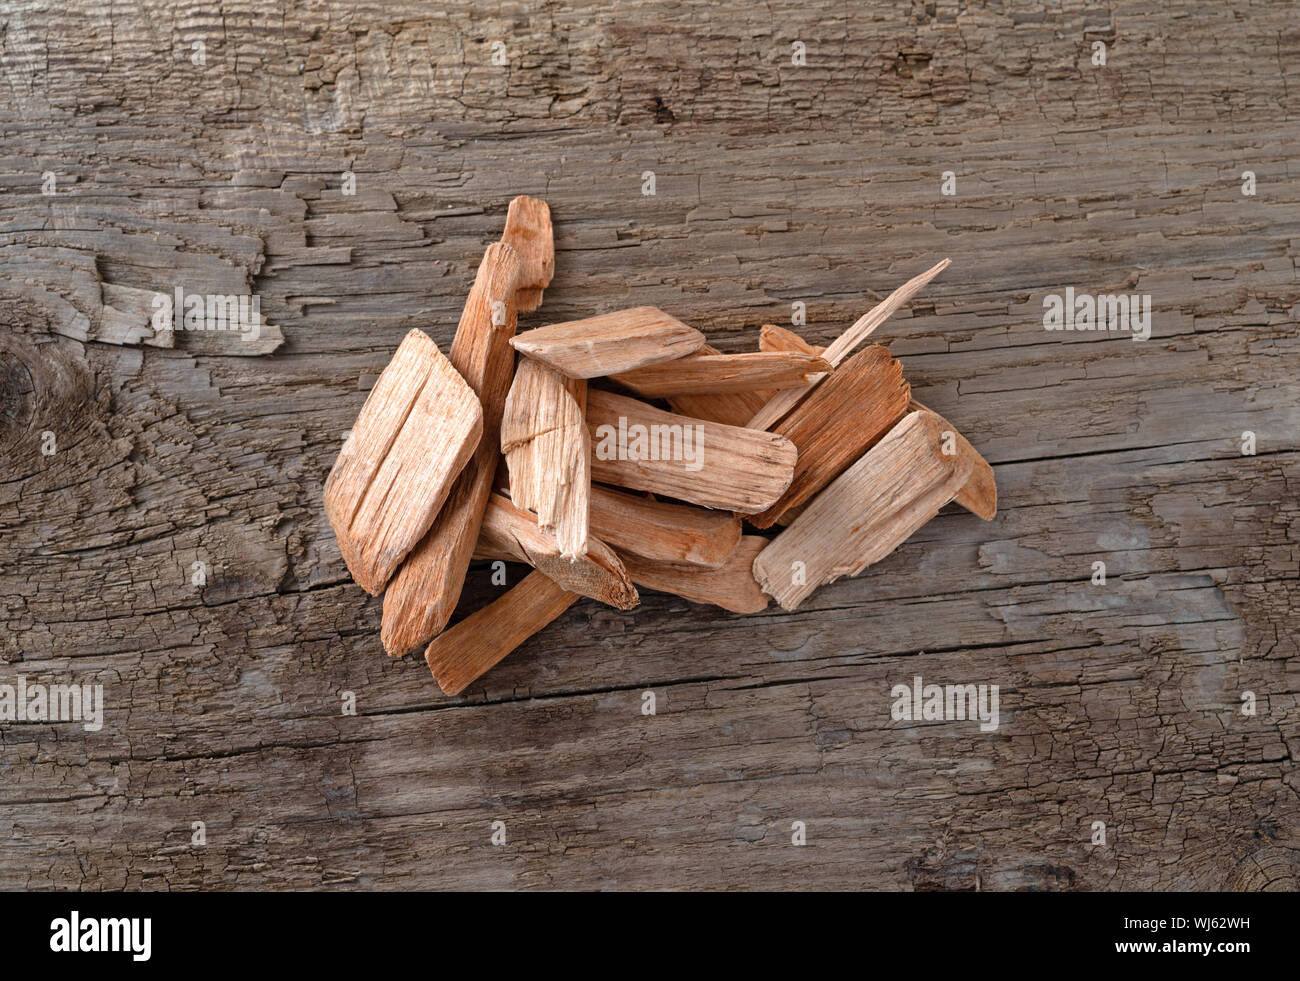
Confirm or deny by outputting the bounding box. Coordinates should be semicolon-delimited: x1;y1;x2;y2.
2;0;1297;895
511;307;705;378
586;389;796;513
324;329;483;594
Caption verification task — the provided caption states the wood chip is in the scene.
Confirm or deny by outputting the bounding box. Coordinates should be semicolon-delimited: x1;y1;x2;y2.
611;349;831;397
324;329;483;594
381;241;522;656
753;409;973;610
501;195;554;313
666;346;768;426
586;389;796;513
749;344;911;528
424;571;578;695
511;306;705;378
619;536;769;614
501;358;590;559
589;484;741;569
909;397;997;520
473;492;637;609
759;323;824;357
747;259;950;431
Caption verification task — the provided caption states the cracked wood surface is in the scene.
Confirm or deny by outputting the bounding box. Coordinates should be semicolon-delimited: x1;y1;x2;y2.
1;1;1297;891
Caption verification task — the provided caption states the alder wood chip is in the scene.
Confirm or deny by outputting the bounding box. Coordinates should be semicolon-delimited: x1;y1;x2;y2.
753;409;973;610
909;397;997;520
666;347;767;426
589;484;741;569
511;306;705;378
610;349;831;397
501;195;554;313
749;344;911;528
619;536;769;614
746;259;950;431
324;329;482;594
759;323;825;357
586;389;796;513
473;492;637;609
381;241;522;656
425;571;578;695
501;358;590;560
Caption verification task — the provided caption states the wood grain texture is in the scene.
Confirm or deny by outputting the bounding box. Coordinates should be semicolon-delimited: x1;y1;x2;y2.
589;484;742;569
1;0;1297;892
512;307;705;378
610;349;830;396
501;359;590;560
586;389;797;513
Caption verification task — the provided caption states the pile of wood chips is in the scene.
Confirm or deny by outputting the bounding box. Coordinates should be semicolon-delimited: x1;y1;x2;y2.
325;196;996;695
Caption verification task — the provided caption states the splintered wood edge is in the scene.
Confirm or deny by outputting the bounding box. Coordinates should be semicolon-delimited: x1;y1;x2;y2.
745;259;951;431
908;397;997;520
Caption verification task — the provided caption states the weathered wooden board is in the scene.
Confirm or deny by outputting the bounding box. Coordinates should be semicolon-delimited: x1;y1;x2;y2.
0;1;1297;892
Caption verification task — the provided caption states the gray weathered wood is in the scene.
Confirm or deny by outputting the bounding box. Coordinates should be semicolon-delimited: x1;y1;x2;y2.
0;0;1296;891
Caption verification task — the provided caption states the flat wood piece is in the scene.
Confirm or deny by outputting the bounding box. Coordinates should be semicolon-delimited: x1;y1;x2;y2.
749;344;911;528
381;241;522;656
501;195;554;313
746;259;950;431
753;409;973;610
511;307;705;378
473;492;637;609
586;389;796;513
666;346;769;427
425;571;578;695
610;349;831;397
324;329;483;594
619;536;769;614
501;359;590;560
589;484;742;569
909;397;997;520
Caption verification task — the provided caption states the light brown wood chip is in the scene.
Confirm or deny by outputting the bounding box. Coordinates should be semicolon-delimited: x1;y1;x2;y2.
589;484;742;569
501;358;590;560
619;536;770;614
610;349;831;397
586;389;796;513
324;329;483;595
511;306;705;378
473;492;637;609
501;195;554;313
381;241;522;656
753;409;973;610
666;346;769;427
425;571;578;695
759;323;825;357
747;259;950;431
909;397;997;520
749;344;911;528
